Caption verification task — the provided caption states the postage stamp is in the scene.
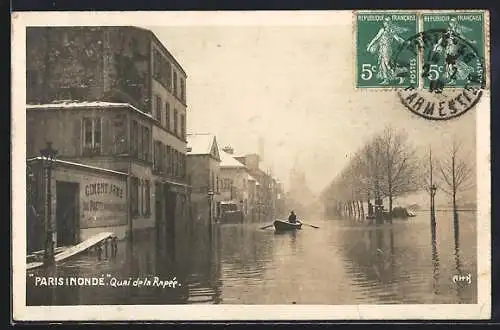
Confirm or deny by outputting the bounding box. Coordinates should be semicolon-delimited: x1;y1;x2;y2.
421;12;485;90
11;10;490;322
355;12;419;88
393;11;487;120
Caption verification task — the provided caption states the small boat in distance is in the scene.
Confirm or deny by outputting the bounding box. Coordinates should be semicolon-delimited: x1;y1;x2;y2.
273;219;302;232
406;210;417;217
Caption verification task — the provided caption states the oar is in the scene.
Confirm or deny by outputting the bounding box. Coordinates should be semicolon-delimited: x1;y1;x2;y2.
260;223;274;230
300;222;320;229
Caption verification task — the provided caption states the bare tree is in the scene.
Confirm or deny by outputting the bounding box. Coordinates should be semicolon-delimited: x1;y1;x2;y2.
438;139;475;219
378;126;420;221
321;127;420;223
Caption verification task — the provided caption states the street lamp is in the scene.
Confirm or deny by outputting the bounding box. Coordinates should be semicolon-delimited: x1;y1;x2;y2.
207;190;214;225
430;184;438;222
40;141;58;266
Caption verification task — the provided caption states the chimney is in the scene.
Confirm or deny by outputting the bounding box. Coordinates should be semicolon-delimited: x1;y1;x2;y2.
223;146;234;154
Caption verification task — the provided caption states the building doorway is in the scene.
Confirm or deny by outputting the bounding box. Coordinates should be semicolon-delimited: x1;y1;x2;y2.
165;187;176;257
155;182;163;248
56;181;79;246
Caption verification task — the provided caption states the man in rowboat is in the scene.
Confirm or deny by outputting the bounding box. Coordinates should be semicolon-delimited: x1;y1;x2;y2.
288;211;297;223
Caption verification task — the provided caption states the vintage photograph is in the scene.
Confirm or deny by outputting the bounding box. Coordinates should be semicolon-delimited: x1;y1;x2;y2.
12;10;490;320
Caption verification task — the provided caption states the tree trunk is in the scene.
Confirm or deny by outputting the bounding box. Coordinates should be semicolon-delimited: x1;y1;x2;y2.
388;195;393;224
452;152;459;246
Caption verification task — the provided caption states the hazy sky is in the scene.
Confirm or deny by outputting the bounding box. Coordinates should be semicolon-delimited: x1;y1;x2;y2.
147;22;478;198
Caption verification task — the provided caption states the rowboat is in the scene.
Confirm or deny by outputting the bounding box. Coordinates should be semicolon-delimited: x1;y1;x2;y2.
273;219;302;231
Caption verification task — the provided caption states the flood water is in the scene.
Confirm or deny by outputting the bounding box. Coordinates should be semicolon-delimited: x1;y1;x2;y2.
27;211;477;305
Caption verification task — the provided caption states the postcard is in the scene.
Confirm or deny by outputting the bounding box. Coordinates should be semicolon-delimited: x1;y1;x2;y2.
11;10;491;321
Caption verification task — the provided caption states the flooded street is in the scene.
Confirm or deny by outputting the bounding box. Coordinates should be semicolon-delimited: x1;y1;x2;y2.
27;211;477;305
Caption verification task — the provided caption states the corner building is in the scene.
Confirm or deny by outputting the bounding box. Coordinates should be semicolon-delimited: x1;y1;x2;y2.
26;27;189;253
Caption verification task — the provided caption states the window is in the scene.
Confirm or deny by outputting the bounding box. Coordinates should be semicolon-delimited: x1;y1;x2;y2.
144;180;151;216
83;117;102;155
223;179;231;191
211;171;215;191
178;151;181;178
137;122;143;159
153;140;162;173
165;102;170;131
155;95;162;122
178;151;182;178
112;114;128;154
141;126;151;162
173;150;178;177
166;146;172;175
162;143;168;174
153;49;161;81
166;62;172;91
173;71;178;95
145;127;151;162
140;180;144;216
153;48;173;91
216;176;219;193
180;78;185;102
180;114;185;140
131;177;139;216
131;120;138;156
174;109;178;136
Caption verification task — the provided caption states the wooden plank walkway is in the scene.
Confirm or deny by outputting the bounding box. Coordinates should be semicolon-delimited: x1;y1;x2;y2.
27;232;116;271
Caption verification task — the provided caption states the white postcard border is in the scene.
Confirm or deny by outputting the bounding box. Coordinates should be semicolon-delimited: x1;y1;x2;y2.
11;11;491;321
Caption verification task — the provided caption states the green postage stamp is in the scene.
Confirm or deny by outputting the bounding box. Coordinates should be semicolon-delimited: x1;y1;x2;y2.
355;11;486;90
421;12;485;89
355;12;419;88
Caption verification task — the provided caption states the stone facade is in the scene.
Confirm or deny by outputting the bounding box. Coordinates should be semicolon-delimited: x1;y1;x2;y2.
186;134;221;226
26;26;190;247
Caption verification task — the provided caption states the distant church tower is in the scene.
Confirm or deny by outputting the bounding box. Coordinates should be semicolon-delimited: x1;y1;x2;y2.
258;136;265;162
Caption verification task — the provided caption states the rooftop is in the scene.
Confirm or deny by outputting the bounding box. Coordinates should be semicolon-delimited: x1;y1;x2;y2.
186;133;217;156
219;149;246;168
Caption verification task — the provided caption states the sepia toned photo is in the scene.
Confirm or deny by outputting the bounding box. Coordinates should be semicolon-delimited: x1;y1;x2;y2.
12;10;491;321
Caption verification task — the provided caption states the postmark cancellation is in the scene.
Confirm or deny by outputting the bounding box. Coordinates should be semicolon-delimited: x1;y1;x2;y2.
355;10;488;120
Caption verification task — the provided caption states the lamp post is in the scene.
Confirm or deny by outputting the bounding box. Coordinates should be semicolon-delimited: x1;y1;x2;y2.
430;184;437;231
26;163;37;254
207;190;214;225
40;141;58;266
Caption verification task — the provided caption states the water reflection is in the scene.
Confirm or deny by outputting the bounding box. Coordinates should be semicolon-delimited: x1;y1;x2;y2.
453;213;465;302
186;223;222;304
431;229;440;296
26;211;477;305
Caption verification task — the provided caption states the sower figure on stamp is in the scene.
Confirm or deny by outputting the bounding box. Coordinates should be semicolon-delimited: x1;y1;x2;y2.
432;18;476;85
366;17;407;85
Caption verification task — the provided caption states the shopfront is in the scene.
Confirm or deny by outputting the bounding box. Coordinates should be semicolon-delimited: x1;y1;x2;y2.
27;158;129;250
